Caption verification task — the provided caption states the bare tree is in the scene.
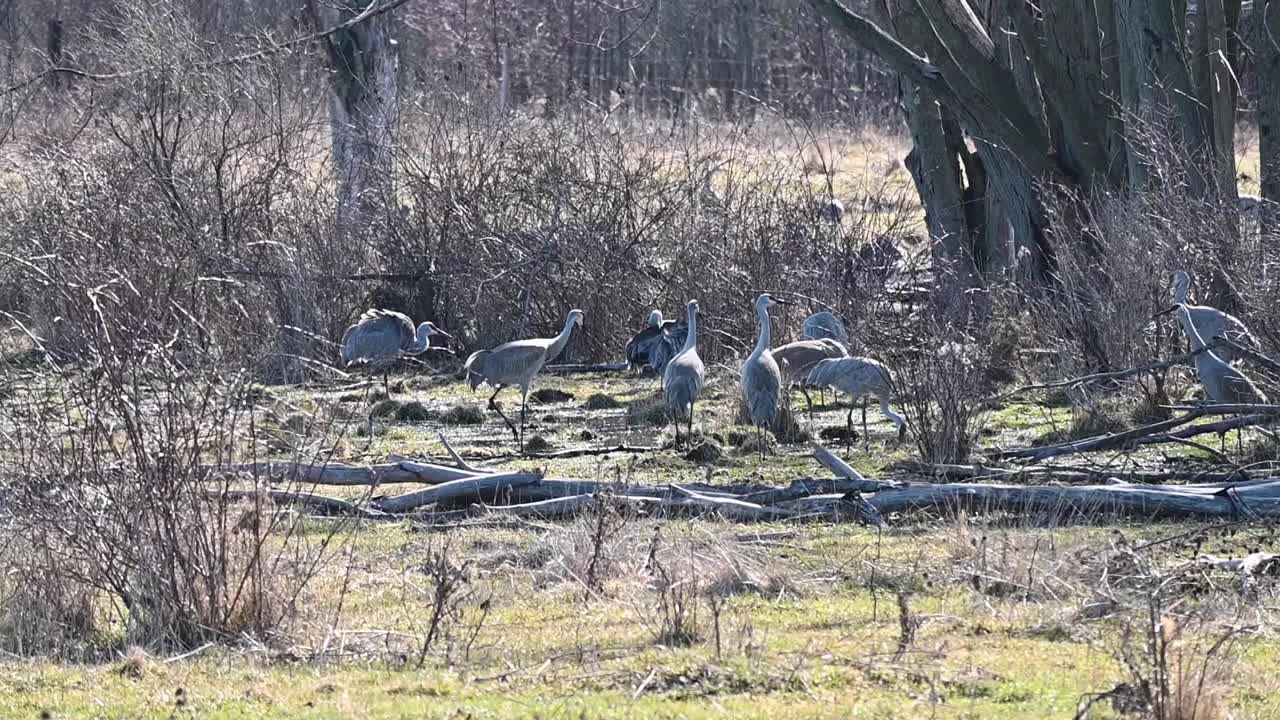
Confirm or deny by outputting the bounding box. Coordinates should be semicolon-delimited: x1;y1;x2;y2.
307;0;402;248
809;0;1253;304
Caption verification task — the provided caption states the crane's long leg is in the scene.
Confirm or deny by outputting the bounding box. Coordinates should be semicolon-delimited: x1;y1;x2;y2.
845;407;854;455
861;399;870;452
488;387;519;444
687;402;695;448
519;395;528;454
383;370;391;398
801;386;814;422
670;408;681;450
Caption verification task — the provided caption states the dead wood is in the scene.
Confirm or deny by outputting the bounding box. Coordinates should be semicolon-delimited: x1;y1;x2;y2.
374;472;543;513
668;484;797;522
990;406;1278;462
863;478;1280;520
203;460;488;486
211;489;387;518
894;460;1250;485
519;444;664;459
742;476;897;505
469;494;661;519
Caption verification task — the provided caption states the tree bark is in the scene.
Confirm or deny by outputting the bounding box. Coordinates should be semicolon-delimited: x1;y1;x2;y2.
309;0;401;248
1260;0;1280;236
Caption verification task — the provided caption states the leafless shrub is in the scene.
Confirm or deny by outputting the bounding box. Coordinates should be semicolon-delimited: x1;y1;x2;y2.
0;538;98;659
414;543;473;668
895;325;990;464
647;551;702;647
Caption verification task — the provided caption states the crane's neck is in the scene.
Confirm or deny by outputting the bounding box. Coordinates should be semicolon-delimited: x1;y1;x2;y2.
1172;276;1190;305
546;315;578;361
1176;304;1206;351
752;302;772;356
681;307;698;353
410;324;432;353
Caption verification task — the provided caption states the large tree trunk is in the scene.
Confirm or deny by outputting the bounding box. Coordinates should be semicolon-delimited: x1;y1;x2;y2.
1260;0;1280;238
310;0;401;249
809;0;1243;295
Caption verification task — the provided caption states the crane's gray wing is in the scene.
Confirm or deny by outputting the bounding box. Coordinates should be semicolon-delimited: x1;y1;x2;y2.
463;350;494;389
626;325;667;368
341;313;410;368
743;355;781;426
478;339;554;385
663;350;705;414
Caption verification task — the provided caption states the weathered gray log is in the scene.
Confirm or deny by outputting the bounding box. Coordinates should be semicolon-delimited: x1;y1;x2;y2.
507;479;750;504
742;476;897;505
668;484;797;522
469;494;661;519
374;472;542;513
520;444;664;460
894;460;1250;485
204;459;490;487
434;432;490;473
864;478;1280;519
990;407;1276;462
210;489;386;519
812;442;902;489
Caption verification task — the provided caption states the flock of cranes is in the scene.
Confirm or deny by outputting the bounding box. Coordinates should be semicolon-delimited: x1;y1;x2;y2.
337;268;1268;457
340;292;908;455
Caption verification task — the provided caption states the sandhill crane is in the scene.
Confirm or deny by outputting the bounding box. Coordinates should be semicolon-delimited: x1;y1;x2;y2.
801;311;850;346
625;309;677;372
814;195;845;224
806;356;907;451
1175;302;1267;452
649;321;690;375
741;293;790;460
340;309;452;396
663;300;704;450
463;308;584;452
772;338;848;416
1161;270;1259;363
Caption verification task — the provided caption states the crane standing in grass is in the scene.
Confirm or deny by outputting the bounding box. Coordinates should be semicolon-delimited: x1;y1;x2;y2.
801;310;849;346
662;300;704;450
624;309;677;372
1175;302;1267;452
463;308;584;453
340;309;452;396
806;356;907;452
741;293;791;461
1162;270;1259;364
772;338;849;417
648;320;689;375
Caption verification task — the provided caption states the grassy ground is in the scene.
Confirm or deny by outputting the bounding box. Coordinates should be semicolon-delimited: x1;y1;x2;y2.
7;357;1280;719
5;126;1279;719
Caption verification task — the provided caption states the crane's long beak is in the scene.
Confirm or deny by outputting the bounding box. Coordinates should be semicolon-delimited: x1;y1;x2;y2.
773;297;792;305
434;328;453;341
1151;305;1177;319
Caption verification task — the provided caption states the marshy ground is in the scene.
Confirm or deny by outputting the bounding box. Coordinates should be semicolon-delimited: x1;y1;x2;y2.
6;364;1279;720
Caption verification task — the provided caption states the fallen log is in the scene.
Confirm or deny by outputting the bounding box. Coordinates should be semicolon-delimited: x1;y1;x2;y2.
374;472;542;513
520;444;664;460
989;406;1275;462
863;478;1280;520
203;460;488;486
742;476;897;505
668;484;797;522
470;494;661;520
812;442;901;490
893;460;1250;485
211;489;387;519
